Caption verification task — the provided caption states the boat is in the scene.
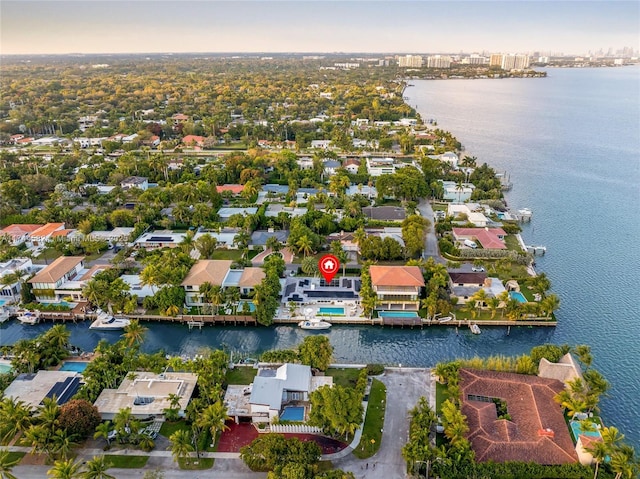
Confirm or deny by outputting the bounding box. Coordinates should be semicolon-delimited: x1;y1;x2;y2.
437;316;453;323
298;318;332;330
89;309;131;330
17;310;40;325
470;323;481;335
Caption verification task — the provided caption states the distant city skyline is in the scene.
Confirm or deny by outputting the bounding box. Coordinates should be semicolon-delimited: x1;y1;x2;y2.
1;1;638;56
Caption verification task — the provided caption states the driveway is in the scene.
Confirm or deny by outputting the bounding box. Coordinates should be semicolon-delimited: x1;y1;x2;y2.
417;199;443;263
333;368;432;479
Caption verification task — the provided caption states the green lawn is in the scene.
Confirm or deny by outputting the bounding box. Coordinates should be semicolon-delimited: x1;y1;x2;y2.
226;366;258;385
3;451;25;464
160;419;190;438
210;249;243;261
435;381;451;413
178;457;215;470
35;248;63;262
326;367;363;388
353;379;386;459
504;235;522;251
104;455;149;468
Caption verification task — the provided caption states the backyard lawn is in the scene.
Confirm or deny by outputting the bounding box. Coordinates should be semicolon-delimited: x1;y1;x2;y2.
226;366;258;385
326;367;363;388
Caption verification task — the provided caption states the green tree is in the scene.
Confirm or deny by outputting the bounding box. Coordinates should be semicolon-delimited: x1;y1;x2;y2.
0;449;19;479
194;234;218;259
197;401;231;447
82;456;115;479
298;336;333;371
93;421;113;447
47;458;83;479
121;319;148;348
169;429;194;464
58;400;101;440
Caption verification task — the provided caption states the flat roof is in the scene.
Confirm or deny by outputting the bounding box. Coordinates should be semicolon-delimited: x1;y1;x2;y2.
4;371;81;409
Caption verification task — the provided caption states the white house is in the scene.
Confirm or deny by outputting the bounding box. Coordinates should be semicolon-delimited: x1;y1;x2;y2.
441;181;474;202
310;140;332;149
323;159;341;176
0;258;35;304
120;176;149;191
366;157;396;177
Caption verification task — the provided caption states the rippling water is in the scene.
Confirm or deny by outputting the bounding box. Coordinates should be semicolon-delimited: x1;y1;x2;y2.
0;66;638;446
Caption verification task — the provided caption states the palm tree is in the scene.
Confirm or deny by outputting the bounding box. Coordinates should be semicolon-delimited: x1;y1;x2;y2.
574;344;593;371
50;429;76;460
169;429;194;464
586;440;609;479
113;407;133;441
470;289;488;310
300;256;318;276
37;397;60;433
540;294;560;318
601;426;624;448
295;234;314;257
209;285;224;315
165;304;180;317
0;448;19;479
610;444;637;479
265;235;282;253
0;397;33;443
225;287;241;314
122;320;148;347
93;421;113;447
44;325;71;352
179;230;195;255
528;272;551;298
197;401;230;447
464;300;478;319
486;297;500;319
47;458;83;479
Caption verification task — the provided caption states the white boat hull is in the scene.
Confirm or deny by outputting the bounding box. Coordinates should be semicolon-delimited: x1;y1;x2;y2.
298;320;332;330
16;310;40;325
90;310;131;330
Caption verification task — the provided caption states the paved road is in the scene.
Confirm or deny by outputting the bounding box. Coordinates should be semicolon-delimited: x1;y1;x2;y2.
333;368;432;479
417;199;442;262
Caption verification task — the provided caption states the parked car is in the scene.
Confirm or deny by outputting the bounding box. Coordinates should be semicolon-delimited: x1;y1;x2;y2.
471;266;485;272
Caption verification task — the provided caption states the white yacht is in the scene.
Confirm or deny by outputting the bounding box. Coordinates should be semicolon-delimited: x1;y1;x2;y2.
0;307;12;323
470;323;481;335
298;318;332;330
89;309;131;330
17;310;40;325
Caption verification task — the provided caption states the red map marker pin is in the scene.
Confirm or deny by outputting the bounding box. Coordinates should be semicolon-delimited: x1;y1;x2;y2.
319;254;340;284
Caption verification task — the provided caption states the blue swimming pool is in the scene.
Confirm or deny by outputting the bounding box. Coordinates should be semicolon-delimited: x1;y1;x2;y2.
0;364;12;374
59;361;89;373
569;420;601;441
509;291;528;303
318;307;345;316
378;311;419;318
237;301;256;312
280;406;305;421
0;299;7;307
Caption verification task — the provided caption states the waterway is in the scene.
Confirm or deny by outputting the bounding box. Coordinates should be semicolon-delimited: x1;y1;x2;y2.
0;66;638;446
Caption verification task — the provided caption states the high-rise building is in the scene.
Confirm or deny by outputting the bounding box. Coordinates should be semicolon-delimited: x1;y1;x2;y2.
398;55;423;68
427;55;452;68
489;54;503;67
490;53;530;70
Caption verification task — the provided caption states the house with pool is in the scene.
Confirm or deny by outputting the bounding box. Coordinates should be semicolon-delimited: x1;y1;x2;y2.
224;363;332;424
369;265;424;312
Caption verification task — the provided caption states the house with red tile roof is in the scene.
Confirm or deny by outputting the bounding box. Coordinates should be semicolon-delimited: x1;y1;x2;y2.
49;229;83;244
452;227;507;250
182;135;205;148
460;368;578;465
30;223;66;247
216;184;245;196
1;224;42;246
369;265;424;311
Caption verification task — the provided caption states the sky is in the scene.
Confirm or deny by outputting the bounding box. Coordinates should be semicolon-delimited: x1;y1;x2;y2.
1;1;638;55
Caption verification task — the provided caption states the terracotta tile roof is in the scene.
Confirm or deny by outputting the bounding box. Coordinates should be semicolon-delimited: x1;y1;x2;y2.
30;223;65;238
453;228;507;250
369;265;425;287
216;184;245;195
460;368;578;465
238;267;265;287
79;264;111;281
28;256;84;285
182;135;205;145
2;224;42;237
181;260;232;287
50;229;74;238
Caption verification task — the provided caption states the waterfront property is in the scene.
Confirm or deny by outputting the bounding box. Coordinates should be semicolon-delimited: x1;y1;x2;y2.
370;265;424;311
452;227;507;250
94;372;198;420
224;363;332;424
59;361;90;373
460;368;577;464
4;370;83;408
27;256;85;302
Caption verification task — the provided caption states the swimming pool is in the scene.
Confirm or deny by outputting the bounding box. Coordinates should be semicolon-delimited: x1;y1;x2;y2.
237;301;256;312
59;361;89;373
378;311;419;318
509;291;528;303
0;364;12;374
318;307;345;316
0;299;7;307
280;406;305;421
569;420;601;442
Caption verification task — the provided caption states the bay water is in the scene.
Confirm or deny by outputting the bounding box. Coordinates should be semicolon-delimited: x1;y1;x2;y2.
0;66;638;446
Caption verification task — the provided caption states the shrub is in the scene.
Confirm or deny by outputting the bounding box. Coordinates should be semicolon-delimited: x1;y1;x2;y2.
58;399;102;439
366;364;385;376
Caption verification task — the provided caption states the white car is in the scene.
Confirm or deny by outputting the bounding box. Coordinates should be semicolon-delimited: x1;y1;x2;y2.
471;266;485;272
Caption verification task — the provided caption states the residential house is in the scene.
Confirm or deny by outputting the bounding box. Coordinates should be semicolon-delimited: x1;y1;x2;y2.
216;184;245;196
237;268;266;296
297;157;314;170
323;159;341;176
134;231;187;249
439;151;459;168
311;140;332;149
193;228;241;249
250;229;290;249
448;271;488;304
217;207;258;221
28;256;85;302
172;113;189;126
94;372;198;420
0;257;35;304
4;371;84;408
1;224;42;246
369;265;425;311
366;157;395;176
362;206;406;222
120;176;149;191
48;229;84;245
88;227;135;244
441;181;474;202
447;203;489;227
182;260;233;307
182;135;205;148
452;228;507;250
30;223;65;247
346;184;377;199
264;204;307;218
460;368;577;464
224;363;332;423
343;159;361;175
326;231;358;253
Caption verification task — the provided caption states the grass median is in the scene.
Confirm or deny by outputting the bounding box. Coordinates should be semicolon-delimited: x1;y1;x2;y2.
353;378;386;459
